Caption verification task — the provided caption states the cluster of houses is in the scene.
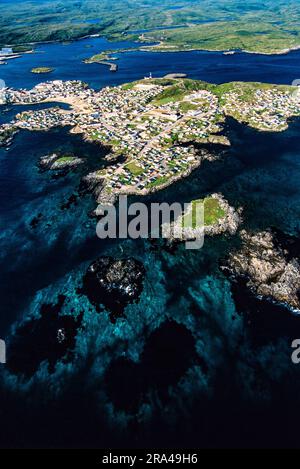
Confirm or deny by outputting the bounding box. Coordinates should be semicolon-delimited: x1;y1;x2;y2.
0;47;13;56
1;80;226;194
93;89;222;193
15;108;77;130
0;47;14;65
105;145;198;192
4;78;300;197
223;88;300;131
4;80;91;105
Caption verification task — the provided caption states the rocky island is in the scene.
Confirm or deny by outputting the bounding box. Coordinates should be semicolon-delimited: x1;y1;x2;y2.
0;124;18;147
79;257;146;321
39;153;84;171
222;229;300;313
31;67;55;74
162;193;242;244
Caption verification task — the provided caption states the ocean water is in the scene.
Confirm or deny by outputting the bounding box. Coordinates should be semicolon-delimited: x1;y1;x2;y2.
1;37;300;448
1;35;300;90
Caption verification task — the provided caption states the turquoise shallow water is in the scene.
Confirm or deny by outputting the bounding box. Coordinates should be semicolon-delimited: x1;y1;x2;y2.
1;38;300;448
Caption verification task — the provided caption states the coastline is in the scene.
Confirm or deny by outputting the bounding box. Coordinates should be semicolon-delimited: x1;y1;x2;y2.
4;30;300;63
138;42;300;56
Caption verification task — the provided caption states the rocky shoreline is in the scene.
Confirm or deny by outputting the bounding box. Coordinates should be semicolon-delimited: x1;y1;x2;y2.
0;124;18;148
163;193;242;244
83;147;221;208
78;257;146;321
221;229;300;313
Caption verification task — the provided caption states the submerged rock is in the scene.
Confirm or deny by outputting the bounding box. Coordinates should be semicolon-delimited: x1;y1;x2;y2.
29;212;43;229
79;257;145;320
105;321;201;413
221;229;300;312
60;193;78;210
7;295;83;378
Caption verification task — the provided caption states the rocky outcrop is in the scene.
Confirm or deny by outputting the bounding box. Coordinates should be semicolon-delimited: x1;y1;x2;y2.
163;193;242;243
205;194;242;237
0;124;17;147
80;171;117;205
221;229;300;312
79;257;145;321
39;153;84;171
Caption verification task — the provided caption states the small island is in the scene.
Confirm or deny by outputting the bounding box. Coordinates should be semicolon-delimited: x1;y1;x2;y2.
31;67;55;74
163;193;242;243
39;153;84;171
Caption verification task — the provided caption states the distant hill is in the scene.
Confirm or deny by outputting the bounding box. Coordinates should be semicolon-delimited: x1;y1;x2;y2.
1;0;300;56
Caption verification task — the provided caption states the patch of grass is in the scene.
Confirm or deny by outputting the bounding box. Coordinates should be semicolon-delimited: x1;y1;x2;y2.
108;138;121;146
84;52;109;63
121;82;137;90
179;101;199;112
146;175;170;189
55;156;77;164
125;161;144;176
152;79;211;105
183;197;226;228
203;197;226;225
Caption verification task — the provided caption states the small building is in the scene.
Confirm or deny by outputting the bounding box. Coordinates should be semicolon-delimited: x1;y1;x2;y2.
0;47;13;56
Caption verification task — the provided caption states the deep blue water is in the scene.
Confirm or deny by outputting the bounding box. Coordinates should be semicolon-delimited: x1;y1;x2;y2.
1;35;300;90
1;36;300;449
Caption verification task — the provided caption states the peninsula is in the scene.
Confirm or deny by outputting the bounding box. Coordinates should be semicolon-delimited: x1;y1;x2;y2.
1;78;299;206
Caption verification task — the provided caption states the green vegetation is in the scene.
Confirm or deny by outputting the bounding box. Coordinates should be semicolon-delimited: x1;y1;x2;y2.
13;45;32;53
84;51;120;63
179;101;199;112
55;156;77;164
1;1;300;56
108;138;121;147
125;161;144;176
151;78;295;107
121;78;176;91
213;81;293;101
203;197;226;226
121;82;137;91
31;67;54;74
143;20;300;55
84;52;110;63
146;175;170;189
183;197;226;228
153;79;211;105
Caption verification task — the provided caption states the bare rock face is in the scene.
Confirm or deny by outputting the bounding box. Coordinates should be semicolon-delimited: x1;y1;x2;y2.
0;124;17;147
79;257;145;321
222;229;300;312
